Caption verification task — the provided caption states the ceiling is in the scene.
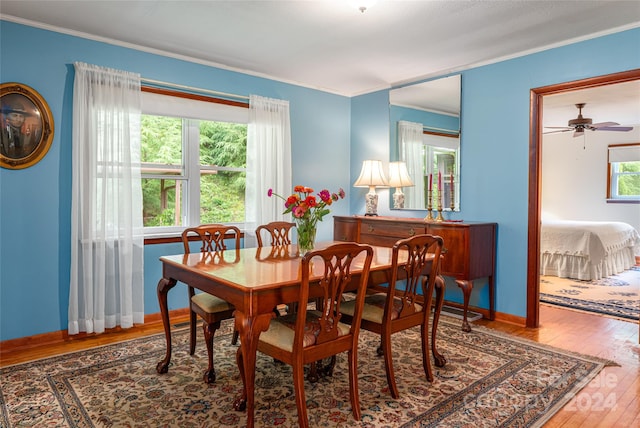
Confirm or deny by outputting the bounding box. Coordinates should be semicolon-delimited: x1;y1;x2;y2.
2;0;640;126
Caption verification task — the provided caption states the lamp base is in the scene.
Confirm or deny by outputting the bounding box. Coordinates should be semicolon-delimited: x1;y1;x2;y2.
363;191;379;217
364;213;378;217
392;189;405;209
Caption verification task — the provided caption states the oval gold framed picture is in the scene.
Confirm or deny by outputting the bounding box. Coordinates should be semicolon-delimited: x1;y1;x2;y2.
1;82;54;169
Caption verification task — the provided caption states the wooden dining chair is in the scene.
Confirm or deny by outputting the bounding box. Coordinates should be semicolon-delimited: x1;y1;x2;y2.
339;233;444;399
255;221;295;247
255;221;296;316
182;224;240;384
245;242;373;427
255;220;332;382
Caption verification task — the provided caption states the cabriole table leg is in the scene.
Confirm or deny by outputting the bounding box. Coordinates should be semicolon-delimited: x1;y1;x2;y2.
156;277;178;374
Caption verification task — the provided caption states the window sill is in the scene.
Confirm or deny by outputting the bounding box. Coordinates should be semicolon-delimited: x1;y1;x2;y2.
606;199;640;204
144;232;183;245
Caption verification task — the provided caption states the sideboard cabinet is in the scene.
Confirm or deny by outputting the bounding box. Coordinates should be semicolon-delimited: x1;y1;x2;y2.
334;215;497;331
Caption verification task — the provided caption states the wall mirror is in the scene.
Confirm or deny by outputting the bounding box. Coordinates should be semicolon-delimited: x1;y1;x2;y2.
389;74;461;211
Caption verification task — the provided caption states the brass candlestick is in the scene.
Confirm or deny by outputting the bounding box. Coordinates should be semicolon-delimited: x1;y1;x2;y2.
436;190;444;222
425;189;434;221
450;180;455;211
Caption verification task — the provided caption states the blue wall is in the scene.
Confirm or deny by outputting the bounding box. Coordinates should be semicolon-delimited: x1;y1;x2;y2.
1;20;638;341
351;28;640;319
0;21;351;341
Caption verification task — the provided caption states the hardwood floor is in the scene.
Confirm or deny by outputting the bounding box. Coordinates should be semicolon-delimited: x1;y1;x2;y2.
1;305;638;426
0;314;191;367
476;305;639;427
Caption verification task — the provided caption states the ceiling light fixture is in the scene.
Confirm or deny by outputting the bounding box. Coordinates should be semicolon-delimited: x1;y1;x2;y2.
349;0;378;13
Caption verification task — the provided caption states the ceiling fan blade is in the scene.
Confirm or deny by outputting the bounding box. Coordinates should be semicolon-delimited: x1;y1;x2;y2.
594;126;634;132
573;130;584;138
543;129;572;134
544;126;573;129
591;121;620;128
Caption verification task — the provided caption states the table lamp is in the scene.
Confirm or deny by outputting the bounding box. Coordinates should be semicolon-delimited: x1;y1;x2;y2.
354;159;389;216
388;161;414;209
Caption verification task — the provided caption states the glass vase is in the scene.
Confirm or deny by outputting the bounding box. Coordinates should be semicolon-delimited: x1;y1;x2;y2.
296;219;317;255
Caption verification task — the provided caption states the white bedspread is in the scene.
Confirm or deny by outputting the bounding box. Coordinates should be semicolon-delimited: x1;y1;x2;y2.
540;220;640;280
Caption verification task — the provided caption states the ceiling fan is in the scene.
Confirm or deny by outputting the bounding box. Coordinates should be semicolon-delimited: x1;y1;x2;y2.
544;103;633;137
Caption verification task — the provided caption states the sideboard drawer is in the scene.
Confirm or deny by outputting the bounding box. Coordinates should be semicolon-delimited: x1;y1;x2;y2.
360;220;426;240
359;233;401;247
333;216;358;242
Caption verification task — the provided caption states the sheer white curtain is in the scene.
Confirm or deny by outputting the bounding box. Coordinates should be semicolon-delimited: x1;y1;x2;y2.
244;95;292;247
69;62;144;335
398;120;425;208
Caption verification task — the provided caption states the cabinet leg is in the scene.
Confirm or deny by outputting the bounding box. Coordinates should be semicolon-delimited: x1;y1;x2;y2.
488;275;495;321
454;279;473;332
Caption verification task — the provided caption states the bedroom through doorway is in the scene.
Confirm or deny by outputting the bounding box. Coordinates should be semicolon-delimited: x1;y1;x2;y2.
529;69;640;327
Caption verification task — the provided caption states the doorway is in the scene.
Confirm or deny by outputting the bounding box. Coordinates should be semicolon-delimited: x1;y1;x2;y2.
526;68;640;328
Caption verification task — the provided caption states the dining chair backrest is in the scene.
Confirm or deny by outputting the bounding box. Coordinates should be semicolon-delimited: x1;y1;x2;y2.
296;242;374;351
388;233;444;322
182;224;241;254
255;221;295;247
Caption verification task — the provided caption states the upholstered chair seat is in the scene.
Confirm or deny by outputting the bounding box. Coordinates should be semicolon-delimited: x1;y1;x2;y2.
191;293;234;314
259;311;352;352
340;292;424;323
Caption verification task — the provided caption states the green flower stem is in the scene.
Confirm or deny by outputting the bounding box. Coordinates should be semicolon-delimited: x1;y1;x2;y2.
295;218;317;255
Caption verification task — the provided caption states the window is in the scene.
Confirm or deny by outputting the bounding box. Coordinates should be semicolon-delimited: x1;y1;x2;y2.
424;132;460;211
608;143;640;202
140;89;249;233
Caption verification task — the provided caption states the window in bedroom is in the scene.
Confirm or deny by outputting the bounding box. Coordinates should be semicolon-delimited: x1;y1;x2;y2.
140;88;249;234
607;143;640;202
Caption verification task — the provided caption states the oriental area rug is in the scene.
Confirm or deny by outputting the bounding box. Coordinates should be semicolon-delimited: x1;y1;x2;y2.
540;266;640;321
0;317;614;427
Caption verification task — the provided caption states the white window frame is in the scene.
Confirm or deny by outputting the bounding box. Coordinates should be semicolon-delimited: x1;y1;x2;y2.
140;89;249;236
607;143;640;202
423;132;460;210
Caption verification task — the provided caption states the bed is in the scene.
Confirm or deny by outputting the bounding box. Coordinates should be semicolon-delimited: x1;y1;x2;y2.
540;219;640;281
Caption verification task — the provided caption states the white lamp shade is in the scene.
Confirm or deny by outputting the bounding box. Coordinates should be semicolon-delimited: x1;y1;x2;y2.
388;161;414;188
354;160;389;188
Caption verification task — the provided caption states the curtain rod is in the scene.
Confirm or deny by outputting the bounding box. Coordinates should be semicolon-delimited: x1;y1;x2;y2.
141;78;249;101
423;126;460;136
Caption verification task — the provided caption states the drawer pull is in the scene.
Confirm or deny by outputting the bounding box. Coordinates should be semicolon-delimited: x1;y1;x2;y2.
367;225;374;233
409;228;415;236
442;247;449;254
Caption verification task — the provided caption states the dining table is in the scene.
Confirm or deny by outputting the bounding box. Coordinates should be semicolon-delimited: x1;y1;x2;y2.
155;241;446;428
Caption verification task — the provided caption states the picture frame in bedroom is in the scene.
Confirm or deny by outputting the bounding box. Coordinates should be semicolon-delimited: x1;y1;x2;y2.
1;82;54;170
